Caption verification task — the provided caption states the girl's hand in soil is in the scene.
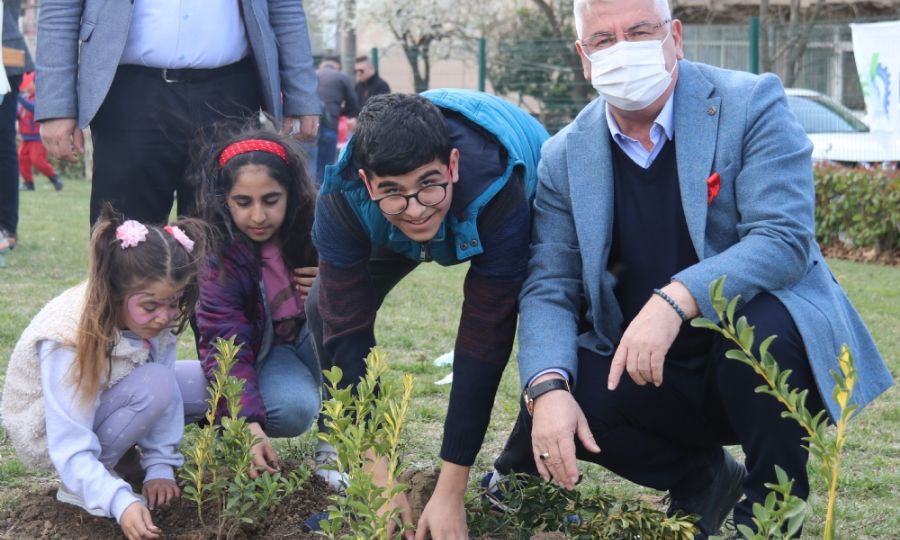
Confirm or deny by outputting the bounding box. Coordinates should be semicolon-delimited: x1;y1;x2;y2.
292;266;318;297
142;478;180;510
248;422;281;479
415;462;469;539
120;501;161;540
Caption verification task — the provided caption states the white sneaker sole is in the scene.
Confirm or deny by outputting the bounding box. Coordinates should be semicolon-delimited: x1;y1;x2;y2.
55;486;108;517
56;480;147;518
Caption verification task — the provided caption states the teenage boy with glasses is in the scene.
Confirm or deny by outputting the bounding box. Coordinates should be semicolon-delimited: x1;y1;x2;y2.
306;90;548;539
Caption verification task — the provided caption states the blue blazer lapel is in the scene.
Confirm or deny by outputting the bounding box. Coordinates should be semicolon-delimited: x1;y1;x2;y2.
565;100;613;305
673;61;720;260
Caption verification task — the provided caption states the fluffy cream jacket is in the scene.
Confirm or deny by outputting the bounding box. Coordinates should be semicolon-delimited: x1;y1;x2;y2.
1;283;161;469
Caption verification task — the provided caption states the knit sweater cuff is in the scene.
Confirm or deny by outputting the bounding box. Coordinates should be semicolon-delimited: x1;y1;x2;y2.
143;464;175;483
438;352;507;465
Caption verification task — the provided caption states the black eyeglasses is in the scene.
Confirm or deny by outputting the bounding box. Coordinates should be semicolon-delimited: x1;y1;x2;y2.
579;19;671;55
373;183;450;215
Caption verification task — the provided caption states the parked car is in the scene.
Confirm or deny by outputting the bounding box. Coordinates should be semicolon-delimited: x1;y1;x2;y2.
785;88;900;168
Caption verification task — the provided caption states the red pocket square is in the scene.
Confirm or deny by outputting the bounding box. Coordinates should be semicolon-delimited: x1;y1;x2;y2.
706;172;721;205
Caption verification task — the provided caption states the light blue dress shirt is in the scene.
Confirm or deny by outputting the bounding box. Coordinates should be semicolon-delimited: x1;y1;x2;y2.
120;0;249;69
605;93;675;169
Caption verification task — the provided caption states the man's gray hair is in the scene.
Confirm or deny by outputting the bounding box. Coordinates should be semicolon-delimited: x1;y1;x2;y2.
573;0;672;39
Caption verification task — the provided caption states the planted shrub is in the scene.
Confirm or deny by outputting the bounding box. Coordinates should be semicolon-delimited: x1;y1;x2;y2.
321;349;695;539
179;336;309;539
814;165;900;252
693;277;859;540
467;472;698;539
318;347;415;540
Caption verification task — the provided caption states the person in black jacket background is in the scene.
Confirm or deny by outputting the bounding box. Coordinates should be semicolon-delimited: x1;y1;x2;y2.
307;56;358;186
354;55;390;109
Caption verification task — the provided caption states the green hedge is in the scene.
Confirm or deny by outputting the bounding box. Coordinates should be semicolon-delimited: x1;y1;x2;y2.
814;166;900;252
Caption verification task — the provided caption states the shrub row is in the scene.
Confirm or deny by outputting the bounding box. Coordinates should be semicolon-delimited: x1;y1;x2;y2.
814;165;900;252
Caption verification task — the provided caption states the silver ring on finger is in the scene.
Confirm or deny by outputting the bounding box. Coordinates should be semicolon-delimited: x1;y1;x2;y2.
539;451;551;460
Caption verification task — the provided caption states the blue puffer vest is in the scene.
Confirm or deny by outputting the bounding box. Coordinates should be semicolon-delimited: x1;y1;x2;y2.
319;89;549;265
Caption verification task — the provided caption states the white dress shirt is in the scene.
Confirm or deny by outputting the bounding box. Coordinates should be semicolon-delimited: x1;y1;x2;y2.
120;0;249;69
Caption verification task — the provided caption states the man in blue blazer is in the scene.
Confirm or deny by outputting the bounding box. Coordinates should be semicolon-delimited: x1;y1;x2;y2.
34;0;320;224
511;0;893;537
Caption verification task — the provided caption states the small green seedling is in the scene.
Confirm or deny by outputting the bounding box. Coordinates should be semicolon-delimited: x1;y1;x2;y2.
317;347;415;540
694;276;858;540
179;336;309;539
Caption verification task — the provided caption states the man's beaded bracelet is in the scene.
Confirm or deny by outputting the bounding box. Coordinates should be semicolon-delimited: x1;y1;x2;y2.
652;288;688;322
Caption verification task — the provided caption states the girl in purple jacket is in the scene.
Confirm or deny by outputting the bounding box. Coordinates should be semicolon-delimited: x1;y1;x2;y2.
193;129;321;478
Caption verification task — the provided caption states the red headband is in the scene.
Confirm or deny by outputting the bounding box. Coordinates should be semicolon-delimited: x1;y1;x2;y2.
217;139;289;167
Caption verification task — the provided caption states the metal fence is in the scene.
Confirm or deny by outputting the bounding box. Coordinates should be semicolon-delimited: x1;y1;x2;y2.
683;21;864;109
487;19;890;134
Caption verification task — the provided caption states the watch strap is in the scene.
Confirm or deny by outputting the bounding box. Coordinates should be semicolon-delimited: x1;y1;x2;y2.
524;378;571;415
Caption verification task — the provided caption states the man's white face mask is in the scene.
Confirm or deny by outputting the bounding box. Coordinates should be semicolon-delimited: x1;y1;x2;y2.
586;28;676;111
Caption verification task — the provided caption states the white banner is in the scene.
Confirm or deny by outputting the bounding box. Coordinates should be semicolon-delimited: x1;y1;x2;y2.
850;20;900;135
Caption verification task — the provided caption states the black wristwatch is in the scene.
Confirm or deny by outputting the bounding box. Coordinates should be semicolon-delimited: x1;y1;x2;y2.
523;378;571;416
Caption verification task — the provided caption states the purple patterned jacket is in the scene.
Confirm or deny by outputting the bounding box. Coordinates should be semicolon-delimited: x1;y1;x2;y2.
196;239;273;425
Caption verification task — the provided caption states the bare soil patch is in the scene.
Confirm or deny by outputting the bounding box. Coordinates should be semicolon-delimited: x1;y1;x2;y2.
0;476;332;539
0;469;450;540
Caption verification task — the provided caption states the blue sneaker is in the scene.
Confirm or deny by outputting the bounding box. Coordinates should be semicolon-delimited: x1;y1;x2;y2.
303;511;329;532
481;469;583;527
480;469;514;513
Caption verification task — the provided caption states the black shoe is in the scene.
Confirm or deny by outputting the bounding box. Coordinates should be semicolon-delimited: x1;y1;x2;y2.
50;175;64;191
20;182;34;191
667;449;747;539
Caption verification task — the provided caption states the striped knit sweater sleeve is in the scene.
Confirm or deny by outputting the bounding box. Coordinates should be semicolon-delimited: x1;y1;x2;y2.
441;181;531;465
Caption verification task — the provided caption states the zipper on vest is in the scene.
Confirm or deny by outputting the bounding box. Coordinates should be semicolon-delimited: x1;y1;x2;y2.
418;243;431;261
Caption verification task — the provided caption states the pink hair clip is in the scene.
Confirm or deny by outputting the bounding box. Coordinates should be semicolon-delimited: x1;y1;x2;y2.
164;225;195;253
115;220;149;249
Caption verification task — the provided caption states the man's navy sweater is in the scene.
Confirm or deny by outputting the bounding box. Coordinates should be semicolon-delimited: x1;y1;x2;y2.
608;138;713;365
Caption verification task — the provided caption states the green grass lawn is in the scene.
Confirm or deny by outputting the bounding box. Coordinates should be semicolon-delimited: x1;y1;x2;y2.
1;177;898;537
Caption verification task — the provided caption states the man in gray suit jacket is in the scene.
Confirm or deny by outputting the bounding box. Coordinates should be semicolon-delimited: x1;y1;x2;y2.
35;0;321;224
505;0;893;538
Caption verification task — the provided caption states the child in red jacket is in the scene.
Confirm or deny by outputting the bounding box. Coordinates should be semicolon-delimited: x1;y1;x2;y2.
18;72;62;191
